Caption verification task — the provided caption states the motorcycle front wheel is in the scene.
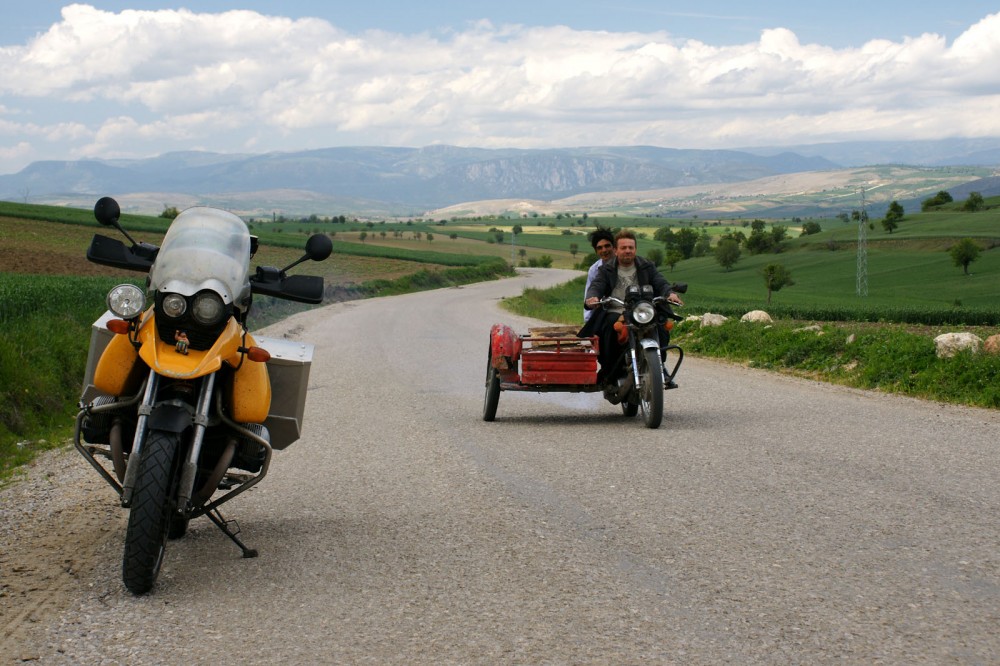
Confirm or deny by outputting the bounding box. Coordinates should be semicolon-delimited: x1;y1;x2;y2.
122;429;181;594
639;348;663;429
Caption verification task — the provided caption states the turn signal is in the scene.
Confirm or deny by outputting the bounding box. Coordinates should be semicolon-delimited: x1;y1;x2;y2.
106;319;131;335
664;320;674;332
245;346;271;363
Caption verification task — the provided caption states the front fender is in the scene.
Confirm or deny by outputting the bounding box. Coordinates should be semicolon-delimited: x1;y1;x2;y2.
639;337;661;352
148;403;193;433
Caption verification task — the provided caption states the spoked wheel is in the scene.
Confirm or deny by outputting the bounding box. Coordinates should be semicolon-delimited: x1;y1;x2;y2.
639;348;664;429
483;354;501;422
122;429;182;594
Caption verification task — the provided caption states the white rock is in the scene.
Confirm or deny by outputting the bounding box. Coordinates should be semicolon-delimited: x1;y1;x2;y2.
740;310;773;323
701;313;729;327
934;332;982;358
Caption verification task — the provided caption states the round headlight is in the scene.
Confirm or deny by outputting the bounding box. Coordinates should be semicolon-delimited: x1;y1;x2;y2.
161;293;187;318
192;292;226;325
107;284;146;319
632;301;656;325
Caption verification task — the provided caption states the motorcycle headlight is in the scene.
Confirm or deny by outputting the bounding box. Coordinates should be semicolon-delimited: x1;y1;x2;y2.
632;301;656;325
106;284;145;319
161;293;187;318
191;292;226;326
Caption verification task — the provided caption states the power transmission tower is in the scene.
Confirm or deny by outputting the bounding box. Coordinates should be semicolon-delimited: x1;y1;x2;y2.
856;187;868;297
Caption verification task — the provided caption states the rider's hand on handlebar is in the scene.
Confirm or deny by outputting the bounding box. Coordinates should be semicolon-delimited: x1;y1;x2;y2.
585;297;601;309
667;293;684;306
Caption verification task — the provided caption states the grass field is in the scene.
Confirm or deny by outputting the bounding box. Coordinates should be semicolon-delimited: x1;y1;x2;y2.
2;193;999;478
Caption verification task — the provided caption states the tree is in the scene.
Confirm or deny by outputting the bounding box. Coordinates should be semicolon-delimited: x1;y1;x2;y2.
762;263;794;305
664;249;684;272
770;225;788;249
359;231;367;243
949;238;981;275
799;221;822;236
963;192;985;212
569;243;579;257
653;226;674;243
714;238;742;272
645;248;664;267
921;190;953;211
882;200;904;233
671;228;699;259
512;224;523;236
160;206;180;219
693;231;712;257
426;233;434;243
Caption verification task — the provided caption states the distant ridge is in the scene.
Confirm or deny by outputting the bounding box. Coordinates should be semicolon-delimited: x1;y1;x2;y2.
1;140;996;217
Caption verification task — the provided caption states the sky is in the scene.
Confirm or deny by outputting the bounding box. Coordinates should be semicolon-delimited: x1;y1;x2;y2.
1;1;998;175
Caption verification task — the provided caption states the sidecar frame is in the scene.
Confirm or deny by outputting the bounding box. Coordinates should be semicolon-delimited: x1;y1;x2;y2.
487;323;602;393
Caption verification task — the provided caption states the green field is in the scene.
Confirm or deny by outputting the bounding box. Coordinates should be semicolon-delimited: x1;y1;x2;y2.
2;194;999;478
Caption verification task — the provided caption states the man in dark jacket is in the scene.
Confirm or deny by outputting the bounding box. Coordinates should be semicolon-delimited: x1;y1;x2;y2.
579;230;683;382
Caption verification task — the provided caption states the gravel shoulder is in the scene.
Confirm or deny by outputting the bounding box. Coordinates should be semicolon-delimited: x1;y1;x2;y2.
0;446;121;661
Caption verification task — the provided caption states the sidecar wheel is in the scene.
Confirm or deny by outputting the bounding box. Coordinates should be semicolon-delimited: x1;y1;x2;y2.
123;429;181;594
483;355;501;422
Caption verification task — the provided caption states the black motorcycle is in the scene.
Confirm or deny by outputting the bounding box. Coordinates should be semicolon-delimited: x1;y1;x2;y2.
596;283;686;428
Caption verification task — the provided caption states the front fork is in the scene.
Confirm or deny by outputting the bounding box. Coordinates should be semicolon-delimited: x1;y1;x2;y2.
628;334;684;389
119;370;215;508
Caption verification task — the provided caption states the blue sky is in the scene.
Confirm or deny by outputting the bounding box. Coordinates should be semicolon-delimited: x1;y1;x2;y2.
1;1;998;174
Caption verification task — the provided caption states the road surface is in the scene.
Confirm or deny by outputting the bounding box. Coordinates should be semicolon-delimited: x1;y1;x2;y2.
2;268;999;664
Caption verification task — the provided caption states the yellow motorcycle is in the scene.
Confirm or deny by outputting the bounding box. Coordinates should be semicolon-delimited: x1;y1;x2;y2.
75;197;331;594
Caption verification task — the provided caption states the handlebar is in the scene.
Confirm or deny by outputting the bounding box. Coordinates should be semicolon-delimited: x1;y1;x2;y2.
594;295;682;309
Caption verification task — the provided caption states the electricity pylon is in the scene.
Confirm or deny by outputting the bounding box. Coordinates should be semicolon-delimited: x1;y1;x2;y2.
856;187;868;297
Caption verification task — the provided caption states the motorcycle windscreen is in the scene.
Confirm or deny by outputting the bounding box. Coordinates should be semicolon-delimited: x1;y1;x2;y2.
149;207;251;305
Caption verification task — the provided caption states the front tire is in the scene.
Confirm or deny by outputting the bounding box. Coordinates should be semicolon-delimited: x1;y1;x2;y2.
639;348;663;429
122;429;181;594
483;355;501;422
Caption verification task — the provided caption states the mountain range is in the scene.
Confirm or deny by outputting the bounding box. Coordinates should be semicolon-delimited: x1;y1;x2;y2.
1;139;998;218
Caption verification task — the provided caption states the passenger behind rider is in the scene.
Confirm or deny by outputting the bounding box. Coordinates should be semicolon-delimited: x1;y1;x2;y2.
583;228;616;323
579;230;684;384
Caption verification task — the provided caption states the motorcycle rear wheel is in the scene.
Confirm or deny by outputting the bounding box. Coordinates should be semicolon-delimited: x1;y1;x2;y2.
639;348;664;429
122;429;181;594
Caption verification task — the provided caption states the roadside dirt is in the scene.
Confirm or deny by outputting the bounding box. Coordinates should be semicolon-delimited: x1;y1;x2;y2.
0;446;120;661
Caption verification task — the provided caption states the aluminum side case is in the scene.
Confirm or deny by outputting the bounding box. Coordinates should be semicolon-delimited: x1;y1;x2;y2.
80;310;117;405
254;336;314;450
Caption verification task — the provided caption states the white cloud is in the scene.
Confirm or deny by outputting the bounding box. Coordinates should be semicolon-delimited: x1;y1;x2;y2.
1;5;999;172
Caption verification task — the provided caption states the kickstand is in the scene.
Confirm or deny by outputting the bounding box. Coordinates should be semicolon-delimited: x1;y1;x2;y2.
205;508;259;558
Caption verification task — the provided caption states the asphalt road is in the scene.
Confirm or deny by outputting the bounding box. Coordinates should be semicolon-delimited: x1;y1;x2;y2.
5;268;999;664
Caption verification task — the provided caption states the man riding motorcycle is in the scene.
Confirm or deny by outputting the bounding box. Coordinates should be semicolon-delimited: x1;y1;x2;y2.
579;230;684;383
